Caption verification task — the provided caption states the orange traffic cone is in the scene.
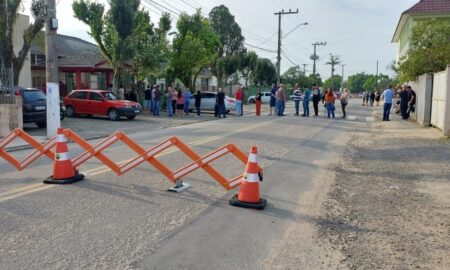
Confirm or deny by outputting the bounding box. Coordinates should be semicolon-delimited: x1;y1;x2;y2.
44;128;84;184
229;146;267;210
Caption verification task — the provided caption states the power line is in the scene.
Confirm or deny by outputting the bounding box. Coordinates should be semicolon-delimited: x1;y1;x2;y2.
244;43;277;53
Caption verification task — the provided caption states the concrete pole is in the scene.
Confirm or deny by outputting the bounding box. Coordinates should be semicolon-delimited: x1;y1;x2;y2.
45;0;60;138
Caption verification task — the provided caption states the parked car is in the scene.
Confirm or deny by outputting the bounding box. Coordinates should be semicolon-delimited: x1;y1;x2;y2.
188;91;235;114
63;90;141;120
15;87;47;128
247;92;272;103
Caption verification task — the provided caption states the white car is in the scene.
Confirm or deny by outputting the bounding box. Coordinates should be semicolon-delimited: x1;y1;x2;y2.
188;91;235;113
247;92;272;103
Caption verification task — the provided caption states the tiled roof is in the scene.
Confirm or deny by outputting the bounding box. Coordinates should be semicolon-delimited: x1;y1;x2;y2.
31;34;109;68
404;0;450;15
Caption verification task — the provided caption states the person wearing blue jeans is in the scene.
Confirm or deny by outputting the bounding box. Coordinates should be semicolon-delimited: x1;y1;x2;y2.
381;85;394;121
166;88;173;117
326;103;335;118
182;88;192;115
292;84;301;115
302;87;311;117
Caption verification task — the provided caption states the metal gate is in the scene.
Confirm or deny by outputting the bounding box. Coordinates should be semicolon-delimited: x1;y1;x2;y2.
0;67;15;104
431;69;448;130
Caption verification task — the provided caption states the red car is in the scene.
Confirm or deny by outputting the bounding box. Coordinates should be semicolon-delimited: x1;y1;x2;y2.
63;90;141;120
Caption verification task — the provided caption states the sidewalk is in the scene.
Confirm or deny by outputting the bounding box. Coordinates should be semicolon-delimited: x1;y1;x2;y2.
319;112;450;269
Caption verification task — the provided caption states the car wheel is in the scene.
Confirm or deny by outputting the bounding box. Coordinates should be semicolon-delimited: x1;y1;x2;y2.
65;106;76;117
249;99;255;103
108;108;120;121
127;115;136;120
36;121;47;128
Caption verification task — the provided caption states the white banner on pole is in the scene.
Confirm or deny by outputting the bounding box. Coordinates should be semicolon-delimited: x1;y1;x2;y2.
46;82;61;138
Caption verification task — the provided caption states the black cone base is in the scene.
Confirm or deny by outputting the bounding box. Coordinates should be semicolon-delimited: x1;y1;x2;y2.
229;194;267;210
43;172;85;185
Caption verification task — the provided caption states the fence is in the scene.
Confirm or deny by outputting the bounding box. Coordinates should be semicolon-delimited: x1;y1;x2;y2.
0;67;15;104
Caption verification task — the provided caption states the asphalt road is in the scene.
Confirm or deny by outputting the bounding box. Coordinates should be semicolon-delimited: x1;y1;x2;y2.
0;100;376;269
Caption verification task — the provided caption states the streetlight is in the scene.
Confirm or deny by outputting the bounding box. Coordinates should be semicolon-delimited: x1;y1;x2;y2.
282;22;308;39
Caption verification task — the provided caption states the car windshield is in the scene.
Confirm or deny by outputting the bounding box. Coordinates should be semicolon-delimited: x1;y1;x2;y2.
101;92;118;100
22;90;46;101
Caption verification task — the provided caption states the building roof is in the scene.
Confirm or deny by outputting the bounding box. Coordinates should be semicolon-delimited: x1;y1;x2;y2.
404;0;450;15
392;0;450;42
31;34;111;69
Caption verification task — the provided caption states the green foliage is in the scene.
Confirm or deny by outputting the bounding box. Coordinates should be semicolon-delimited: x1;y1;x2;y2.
170;10;220;89
252;58;276;86
239;51;258;87
73;0;170;93
308;73;323;86
281;66;312;88
209;5;245;88
323;75;342;90
397;19;450;81
0;0;45;84
344;72;397;92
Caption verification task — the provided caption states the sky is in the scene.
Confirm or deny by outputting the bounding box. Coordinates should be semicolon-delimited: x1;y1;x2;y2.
20;0;419;80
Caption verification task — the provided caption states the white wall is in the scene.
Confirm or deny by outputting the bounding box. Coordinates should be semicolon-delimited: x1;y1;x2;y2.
408;74;433;126
13;14;32;87
431;65;450;136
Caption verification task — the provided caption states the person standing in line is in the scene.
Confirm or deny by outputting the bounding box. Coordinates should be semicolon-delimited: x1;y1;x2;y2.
375;90;381;106
370;90;376;106
153;85;161;116
150;85;157;114
399;85;410;120
407;86;416;115
381;85;394;121
117;84;125;100
292;84;302;116
235;88;243;116
144;85;152;112
176;89;184;116
276;84;286;116
323;88;336;118
255;90;262;116
108;84;113;92
126;88;137;102
302;86;311;117
362;91;367;106
217;88;226;118
171;87;177;115
183;88;192;116
311;84;321;116
340;88;350;118
194;90;202;117
166;87;174;117
269;83;277;116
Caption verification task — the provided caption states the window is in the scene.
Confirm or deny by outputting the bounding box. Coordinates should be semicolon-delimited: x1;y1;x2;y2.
89;92;103;101
204;93;216;99
70;91;88;100
101;92;118;100
201;78;209;91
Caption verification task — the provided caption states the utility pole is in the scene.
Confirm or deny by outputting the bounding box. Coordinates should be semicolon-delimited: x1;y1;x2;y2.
311;41;326;76
302;64;307;76
274;9;299;86
45;0;60;137
375;60;379;91
341;64;346;90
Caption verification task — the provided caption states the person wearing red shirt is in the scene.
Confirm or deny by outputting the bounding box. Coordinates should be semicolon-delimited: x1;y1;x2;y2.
235;88;243;116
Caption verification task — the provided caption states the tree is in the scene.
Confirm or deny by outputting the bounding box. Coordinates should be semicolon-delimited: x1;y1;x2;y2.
323;75;342;90
252;58;276;87
346;72;370;92
397;19;450;81
239;51;258;88
170;10;220;90
129;11;171;100
308;73;323;86
73;0;140;91
0;0;45;84
209;5;245;89
282;66;311;88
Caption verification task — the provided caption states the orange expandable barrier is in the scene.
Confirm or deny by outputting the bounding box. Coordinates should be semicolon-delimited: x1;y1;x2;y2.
1;128;262;191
